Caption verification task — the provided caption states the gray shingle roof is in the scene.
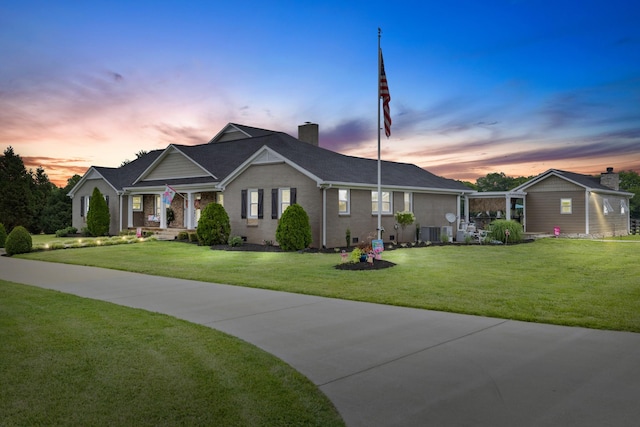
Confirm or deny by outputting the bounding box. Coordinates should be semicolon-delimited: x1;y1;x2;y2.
176;132;470;191
95;125;470;193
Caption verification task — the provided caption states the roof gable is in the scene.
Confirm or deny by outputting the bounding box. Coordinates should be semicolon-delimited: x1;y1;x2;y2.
133;145;214;185
514;169;633;196
207;123;276;143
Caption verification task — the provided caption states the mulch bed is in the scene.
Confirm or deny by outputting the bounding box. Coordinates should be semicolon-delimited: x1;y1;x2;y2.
334;259;396;270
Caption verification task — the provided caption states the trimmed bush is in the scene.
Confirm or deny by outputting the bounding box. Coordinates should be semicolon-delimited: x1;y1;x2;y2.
87;187;110;237
5;226;32;256
488;219;524;243
55;226;78;237
228;235;243;247
276;204;312;251
177;231;189;241
0;223;6;248
196;203;230;246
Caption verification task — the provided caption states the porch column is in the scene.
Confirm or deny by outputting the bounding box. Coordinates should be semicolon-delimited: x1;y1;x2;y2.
186;192;194;229
127;195;133;228
505;195;512;220
160;193;167;228
464;195;470;224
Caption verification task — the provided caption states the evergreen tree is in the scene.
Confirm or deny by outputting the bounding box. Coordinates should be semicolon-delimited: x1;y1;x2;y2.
276;204;312;251
39;175;80;234
30;166;55;233
196;203;230;245
86;187;110;236
0;147;34;231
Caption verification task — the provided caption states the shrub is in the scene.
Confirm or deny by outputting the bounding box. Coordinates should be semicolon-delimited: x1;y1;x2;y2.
189;233;198;243
196;203;231;246
5;226;32;256
0;223;6;248
276;204;312;251
86;187;110;236
228;235;243;247
55;226;77;237
177;231;189;241
488;219;523;243
349;247;364;263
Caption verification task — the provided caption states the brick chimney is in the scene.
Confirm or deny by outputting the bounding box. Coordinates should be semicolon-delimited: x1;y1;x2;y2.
298;122;319;146
600;167;620;190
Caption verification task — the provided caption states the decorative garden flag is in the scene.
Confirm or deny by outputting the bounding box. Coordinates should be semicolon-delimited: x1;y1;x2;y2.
162;185;176;205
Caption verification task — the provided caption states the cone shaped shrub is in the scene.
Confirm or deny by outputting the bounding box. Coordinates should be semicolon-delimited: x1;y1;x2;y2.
5;225;32;256
196;203;230;246
87;187;110;236
276;204;312;251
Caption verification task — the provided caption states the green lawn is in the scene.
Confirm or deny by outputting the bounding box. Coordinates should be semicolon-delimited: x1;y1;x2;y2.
19;237;640;332
0;281;344;426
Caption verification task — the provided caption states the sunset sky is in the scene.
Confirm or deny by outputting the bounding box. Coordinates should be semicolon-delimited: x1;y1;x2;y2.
2;0;639;187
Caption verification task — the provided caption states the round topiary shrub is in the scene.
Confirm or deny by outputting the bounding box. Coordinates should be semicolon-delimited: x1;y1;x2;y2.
0;223;6;248
196;203;231;246
488;219;523;243
87;187;110;237
276;204;312;251
5;225;32;256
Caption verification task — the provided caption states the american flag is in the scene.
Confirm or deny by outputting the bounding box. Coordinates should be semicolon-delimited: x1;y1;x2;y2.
379;49;391;137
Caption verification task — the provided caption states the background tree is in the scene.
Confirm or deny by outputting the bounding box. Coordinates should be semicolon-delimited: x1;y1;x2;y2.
0;147;34;231
276;204;312;251
196;203;231;245
120;150;149;167
86;187;110;236
30;166;55;233
475;172;532;192
39;175;80;234
620;170;640;218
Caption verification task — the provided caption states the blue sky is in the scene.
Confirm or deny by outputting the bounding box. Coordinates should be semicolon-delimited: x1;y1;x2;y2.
2;0;639;186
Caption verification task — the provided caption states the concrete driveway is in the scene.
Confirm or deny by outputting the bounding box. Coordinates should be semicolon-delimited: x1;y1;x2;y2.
1;255;639;426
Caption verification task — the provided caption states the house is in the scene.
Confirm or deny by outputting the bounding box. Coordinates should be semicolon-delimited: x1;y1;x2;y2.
511;168;634;237
69;123;474;247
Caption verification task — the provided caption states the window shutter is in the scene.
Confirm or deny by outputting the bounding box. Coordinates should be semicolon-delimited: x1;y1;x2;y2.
241;190;247;219
80;196;85;217
291;188;297;204
258;189;264;219
272;189;278;219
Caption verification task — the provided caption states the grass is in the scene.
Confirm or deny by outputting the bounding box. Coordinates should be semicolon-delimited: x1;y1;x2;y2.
0;280;344;426
18;236;640;332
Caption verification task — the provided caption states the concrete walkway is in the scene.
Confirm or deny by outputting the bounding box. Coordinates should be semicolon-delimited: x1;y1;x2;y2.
1;255;639;426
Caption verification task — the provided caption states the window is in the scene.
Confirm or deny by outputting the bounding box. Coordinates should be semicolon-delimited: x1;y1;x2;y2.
272;187;297;219
132;196;142;211
621;200;628;214
242;189;263;219
404;192;413;212
560;198;572;214
603;199;613;215
338;189;350;215
372;191;392;214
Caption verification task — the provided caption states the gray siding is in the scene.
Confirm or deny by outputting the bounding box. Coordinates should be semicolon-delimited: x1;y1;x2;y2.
71;178;120;235
525;191;586;234
588;193;629;236
145;151;209;181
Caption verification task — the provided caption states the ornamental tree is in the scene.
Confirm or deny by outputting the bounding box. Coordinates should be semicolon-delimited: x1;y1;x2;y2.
87;187;110;236
276;204;312;251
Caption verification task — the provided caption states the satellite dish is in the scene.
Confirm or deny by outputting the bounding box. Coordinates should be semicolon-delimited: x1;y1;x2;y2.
445;213;457;224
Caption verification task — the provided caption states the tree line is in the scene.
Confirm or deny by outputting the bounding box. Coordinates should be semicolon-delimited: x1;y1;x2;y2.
0;147;80;234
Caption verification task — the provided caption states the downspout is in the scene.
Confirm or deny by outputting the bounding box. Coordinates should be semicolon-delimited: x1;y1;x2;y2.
118;194;123;234
322;186;327;248
585;190;590;235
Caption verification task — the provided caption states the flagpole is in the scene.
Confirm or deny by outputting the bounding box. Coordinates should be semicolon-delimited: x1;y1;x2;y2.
377;28;382;240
